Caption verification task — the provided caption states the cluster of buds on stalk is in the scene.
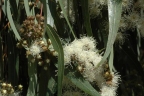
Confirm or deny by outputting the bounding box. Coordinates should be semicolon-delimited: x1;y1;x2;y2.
17;14;58;66
0;82;23;95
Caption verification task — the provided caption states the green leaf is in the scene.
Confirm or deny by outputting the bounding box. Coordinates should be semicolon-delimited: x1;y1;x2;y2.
48;0;65;37
0;37;4;79
66;71;101;96
46;25;64;96
108;46;114;73
9;0;18;19
38;63;50;96
6;0;21;40
48;77;57;94
27;56;37;96
47;1;54;26
41;0;47;35
24;0;31;16
2;0;6;15
80;0;93;36
16;0;19;7
58;0;76;38
98;0;122;66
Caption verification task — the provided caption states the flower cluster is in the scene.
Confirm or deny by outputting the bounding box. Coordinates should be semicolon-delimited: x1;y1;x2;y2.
17;15;57;64
63;36;121;96
64;36;103;82
17;14;46;53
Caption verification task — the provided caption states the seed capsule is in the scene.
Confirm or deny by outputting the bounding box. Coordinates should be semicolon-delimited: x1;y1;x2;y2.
23;40;27;45
6;83;12;88
18;84;23;90
9;88;14;94
19;28;25;33
38;61;43;66
1;89;7;95
45;59;50;63
1;83;6;87
77;65;84;73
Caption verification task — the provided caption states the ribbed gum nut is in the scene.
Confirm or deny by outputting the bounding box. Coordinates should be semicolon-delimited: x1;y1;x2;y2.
23;40;27;45
18;84;23;90
26;21;30;25
30;20;35;25
36;30;41;34
40;22;44;26
40;41;45;45
2;83;6;87
26;51;31;56
30;16;35;20
1;89;7;95
27;16;31;20
36;14;41;20
77;65;83;72
45;59;50;63
6;84;12;88
104;72;110;78
10;88;14;94
105;64;109;69
42;46;47;51
40;16;44;22
52;51;58;56
19;28;25;33
16;43;20;47
37;55;41;59
38;61;43;66
47;39;51;45
29;2;32;6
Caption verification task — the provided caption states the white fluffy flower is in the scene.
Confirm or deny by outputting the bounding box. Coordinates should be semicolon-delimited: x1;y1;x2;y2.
100;72;121;96
101;85;117;96
29;40;46;56
110;72;121;87
63;36;100;66
29;44;41;56
63;36;102;82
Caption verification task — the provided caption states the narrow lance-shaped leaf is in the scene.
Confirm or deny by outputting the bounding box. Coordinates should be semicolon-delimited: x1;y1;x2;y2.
47;0;54;27
97;0;122;67
46;25;64;96
24;0;31;16
26;56;37;96
16;0;19;7
6;0;21;40
80;0;93;36
48;0;65;37
66;72;101;96
9;0;18;19
58;0;76;38
0;37;4;79
42;0;47;35
108;46;114;72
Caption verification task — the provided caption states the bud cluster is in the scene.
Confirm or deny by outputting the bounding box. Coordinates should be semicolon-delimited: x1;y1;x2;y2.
19;14;44;40
0;82;23;95
17;15;58;66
